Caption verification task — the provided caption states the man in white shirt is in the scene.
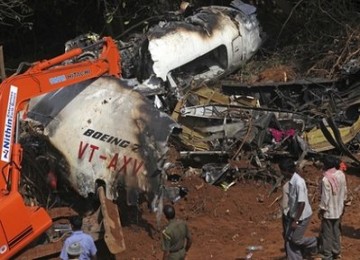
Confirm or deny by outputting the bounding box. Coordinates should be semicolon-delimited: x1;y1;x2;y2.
318;156;347;260
60;216;97;260
279;158;318;260
281;180;290;258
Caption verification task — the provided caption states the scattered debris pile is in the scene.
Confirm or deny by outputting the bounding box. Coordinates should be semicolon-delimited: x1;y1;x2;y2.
14;1;360;257
18;0;265;209
0;1;358;259
165;71;360;189
19;1;360;208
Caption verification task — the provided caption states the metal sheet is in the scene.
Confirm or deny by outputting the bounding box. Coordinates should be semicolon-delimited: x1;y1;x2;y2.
26;77;180;200
147;5;262;81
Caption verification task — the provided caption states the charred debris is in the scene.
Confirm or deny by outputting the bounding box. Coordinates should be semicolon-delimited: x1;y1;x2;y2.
20;0;360;208
115;1;360;192
120;1;360;193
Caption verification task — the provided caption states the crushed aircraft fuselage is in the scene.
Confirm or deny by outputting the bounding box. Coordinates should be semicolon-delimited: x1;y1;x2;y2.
24;77;180;205
120;0;263;101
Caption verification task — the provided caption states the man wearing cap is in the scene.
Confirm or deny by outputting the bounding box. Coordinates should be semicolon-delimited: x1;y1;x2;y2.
60;216;97;260
67;242;82;259
161;204;192;260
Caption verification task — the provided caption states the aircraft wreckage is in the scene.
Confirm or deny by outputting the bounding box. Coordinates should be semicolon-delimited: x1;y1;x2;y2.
20;0;359;231
117;0;360;186
20;0;264;206
25;77;180;203
118;0;263;101
173;77;360;186
20;0;360;209
7;1;358;258
13;3;263;255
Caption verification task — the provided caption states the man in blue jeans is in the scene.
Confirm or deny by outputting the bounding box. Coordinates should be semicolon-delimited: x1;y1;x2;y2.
60;216;97;260
279;158;318;260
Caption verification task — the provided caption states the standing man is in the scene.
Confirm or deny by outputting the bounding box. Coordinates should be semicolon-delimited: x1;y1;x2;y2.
318;156;347;260
279;158;318;260
281;180;290;257
161;204;192;260
60;216;97;260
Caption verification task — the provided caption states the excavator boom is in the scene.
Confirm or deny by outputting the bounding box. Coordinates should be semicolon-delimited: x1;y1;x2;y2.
0;36;121;258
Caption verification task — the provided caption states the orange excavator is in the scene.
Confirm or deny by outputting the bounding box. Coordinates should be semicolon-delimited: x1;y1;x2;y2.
0;36;122;259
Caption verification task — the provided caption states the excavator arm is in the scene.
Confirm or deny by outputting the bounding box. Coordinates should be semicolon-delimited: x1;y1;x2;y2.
0;36;121;259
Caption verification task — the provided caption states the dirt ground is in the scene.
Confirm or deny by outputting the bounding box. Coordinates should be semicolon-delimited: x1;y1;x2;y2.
105;162;360;260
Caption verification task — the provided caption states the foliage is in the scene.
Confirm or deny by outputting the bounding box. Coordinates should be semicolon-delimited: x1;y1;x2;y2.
1;0;360;80
0;0;33;28
246;0;360;79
